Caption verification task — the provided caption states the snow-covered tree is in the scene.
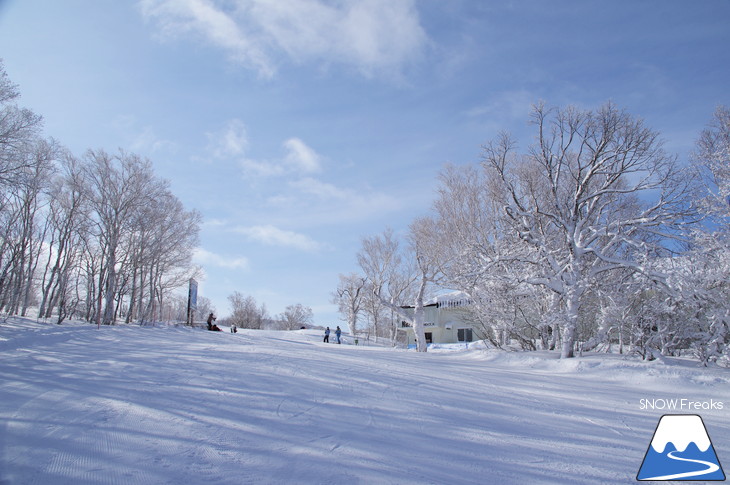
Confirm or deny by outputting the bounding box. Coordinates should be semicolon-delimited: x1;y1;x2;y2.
429;163;549;349
481;102;696;358
680;105;730;366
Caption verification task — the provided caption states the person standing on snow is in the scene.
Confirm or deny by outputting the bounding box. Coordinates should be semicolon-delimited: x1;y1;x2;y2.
335;326;342;344
207;313;216;331
323;327;330;343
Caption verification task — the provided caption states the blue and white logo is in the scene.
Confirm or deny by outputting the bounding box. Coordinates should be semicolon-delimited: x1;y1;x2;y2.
637;414;726;481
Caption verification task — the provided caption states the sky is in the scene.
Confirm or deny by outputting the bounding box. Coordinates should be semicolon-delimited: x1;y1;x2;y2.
0;1;728;324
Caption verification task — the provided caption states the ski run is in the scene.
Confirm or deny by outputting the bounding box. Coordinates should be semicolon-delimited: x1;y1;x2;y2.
1;319;728;485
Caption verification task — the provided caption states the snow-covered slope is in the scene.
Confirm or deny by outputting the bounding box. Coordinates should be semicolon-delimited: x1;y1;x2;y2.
1;319;728;484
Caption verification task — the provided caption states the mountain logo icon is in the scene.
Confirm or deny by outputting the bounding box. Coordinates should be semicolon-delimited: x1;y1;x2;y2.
637;414;726;481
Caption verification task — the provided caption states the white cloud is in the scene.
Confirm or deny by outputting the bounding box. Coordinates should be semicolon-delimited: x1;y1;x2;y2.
193;247;249;270
234;224;322;252
139;0;274;77
139;0;427;78
283;137;321;173
207;119;249;159
240;158;285;177
283;177;403;225
112;115;176;154
289;177;347;199
131;126;177;153
239;137;322;177
465;90;536;121
202;218;227;227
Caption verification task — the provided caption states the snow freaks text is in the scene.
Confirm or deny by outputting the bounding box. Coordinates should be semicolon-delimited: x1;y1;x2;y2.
639;399;724;411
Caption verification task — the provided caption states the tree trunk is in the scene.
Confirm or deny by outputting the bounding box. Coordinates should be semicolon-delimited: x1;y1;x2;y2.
413;275;428;352
561;286;581;358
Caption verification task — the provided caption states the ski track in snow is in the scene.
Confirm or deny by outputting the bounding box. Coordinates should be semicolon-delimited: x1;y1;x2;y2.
0;320;728;484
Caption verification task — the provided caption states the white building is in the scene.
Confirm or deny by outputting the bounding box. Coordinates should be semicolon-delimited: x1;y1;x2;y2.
398;291;483;347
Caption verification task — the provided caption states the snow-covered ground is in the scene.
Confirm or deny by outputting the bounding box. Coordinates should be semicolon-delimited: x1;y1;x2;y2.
1;319;728;485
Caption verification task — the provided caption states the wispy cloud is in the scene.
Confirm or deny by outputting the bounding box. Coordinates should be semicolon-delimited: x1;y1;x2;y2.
274;177;403;225
233;224;323;252
139;0;274;77
139;0;427;79
206;119;249;159
284;137;321;173
464;90;536;121
193;247;250;270
112;115;177;154
130;126;177;153
240;136;322;177
288;177;346;199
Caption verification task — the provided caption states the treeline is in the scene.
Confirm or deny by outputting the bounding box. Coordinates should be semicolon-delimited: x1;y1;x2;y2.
0;62;201;324
220;291;314;331
336;102;730;365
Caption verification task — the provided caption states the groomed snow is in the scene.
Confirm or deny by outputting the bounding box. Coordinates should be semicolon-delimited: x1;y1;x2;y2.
1;319;728;484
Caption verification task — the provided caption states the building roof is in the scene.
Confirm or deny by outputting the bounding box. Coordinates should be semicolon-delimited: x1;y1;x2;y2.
401;291;472;309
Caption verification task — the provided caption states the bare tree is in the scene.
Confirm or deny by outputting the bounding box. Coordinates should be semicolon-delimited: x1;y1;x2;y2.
0;62;46;316
131;190;201;323
357;227;439;352
332;273;366;335
0;64;201;325
0;61;43;189
81;149;162;325
38;152;88;321
406;217;442;352
0;139;58;315
228;291;267;329
280;303;314;330
360;288;391;343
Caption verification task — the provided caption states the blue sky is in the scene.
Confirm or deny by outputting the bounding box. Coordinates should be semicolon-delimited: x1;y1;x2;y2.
0;0;728;324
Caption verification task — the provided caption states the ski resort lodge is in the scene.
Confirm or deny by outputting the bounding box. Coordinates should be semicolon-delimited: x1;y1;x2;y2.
399;291;483;347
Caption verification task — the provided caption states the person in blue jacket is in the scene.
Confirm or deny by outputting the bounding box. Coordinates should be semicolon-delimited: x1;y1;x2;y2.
323;327;330;343
335;326;342;344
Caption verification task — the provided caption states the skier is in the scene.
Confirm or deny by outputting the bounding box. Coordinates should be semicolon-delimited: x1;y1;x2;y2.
335;326;342;344
324;327;330;343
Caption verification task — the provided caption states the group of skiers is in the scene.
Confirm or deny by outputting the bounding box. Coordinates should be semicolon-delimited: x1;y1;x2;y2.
207;312;343;344
323;326;341;344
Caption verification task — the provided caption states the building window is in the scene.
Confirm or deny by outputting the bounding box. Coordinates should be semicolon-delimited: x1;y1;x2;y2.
457;328;473;342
